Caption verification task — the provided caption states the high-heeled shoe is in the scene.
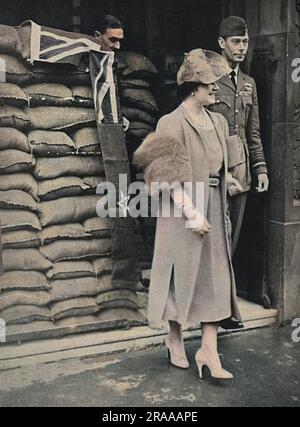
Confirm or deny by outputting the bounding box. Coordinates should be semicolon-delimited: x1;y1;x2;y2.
165;336;189;369
195;349;234;382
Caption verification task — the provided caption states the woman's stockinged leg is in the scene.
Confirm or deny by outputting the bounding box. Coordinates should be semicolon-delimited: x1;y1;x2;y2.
165;321;189;369
195;322;234;380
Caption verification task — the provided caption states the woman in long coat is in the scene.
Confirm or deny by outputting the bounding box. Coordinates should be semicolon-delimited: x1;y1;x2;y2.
134;49;243;381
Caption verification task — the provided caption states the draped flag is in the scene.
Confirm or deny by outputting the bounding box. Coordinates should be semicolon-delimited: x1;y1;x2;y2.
18;20;140;290
21;20;119;124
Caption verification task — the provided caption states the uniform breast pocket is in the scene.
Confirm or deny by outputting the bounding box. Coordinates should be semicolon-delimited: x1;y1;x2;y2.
213;95;232;114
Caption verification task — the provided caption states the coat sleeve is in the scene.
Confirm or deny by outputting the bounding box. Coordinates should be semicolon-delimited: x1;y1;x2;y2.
246;79;268;176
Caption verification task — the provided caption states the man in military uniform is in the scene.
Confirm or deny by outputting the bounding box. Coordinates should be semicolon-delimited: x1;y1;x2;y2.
210;16;269;254
95;14;124;52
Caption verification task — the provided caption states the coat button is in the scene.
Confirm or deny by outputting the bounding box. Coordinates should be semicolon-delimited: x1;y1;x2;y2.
235;109;239;114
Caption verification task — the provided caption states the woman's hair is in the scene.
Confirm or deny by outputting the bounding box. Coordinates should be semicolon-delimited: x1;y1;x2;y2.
177;82;207;101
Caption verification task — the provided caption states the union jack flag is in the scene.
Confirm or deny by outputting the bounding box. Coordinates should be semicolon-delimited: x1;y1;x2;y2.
21;20;119;124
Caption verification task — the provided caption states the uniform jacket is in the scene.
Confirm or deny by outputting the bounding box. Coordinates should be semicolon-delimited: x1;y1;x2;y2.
133;105;242;328
210;69;268;192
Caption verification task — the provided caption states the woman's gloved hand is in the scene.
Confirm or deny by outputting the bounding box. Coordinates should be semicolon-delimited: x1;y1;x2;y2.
171;185;211;236
227;173;243;197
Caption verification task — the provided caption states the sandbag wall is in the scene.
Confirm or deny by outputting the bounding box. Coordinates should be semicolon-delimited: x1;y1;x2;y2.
118;52;159;269
0;25;145;342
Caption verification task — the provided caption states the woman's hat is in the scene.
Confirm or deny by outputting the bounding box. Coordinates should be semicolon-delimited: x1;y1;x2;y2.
177;48;231;86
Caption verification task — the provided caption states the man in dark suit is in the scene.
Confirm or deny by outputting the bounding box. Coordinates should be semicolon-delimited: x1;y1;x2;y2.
210;16;269;254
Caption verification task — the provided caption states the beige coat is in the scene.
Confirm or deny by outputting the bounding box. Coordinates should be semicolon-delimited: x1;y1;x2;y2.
134;105;242;329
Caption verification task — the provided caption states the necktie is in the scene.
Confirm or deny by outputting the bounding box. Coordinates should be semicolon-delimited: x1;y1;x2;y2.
230;70;237;90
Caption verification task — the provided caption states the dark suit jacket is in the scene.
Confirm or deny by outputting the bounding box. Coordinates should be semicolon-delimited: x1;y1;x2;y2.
210;69;268;191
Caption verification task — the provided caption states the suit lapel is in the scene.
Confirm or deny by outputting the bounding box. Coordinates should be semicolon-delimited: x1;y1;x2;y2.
181;104;209;156
219;71;248;94
181;104;228;172
219;75;236;92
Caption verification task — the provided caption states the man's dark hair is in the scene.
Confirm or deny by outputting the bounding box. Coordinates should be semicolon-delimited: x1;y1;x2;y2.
98;14;123;33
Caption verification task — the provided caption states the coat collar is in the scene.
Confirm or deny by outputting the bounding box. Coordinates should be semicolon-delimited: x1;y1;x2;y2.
179;104;228;171
219;69;248;93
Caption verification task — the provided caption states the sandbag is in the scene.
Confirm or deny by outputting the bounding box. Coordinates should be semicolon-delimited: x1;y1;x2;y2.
34;156;104;180
28;107;96;131
50;277;99;302
71;86;94;108
54;315;98;328
0;271;49;292
118;52;158;79
40;195;103;227
38;176;94;201
0;54;34;86
0;291;51;310
3;248;52;272
46;261;95;280
0;83;29;108
96;289;139;310
120;79;151;89
121;88;158;115
128;121;154;135
40;238;112;263
122;107;156;126
0;105;31;130
0;25;22;56
1;305;51;325
41;223;91;244
96;273;113;292
0;149;35;174
31;62;91;86
96;307;146;327
51;297;99;321
82;176;105;190
127;127;153;139
0;190;40;213
83;217;111;238
28;130;75;156
25;83;73;107
0;209;41;232
0;173;39;200
2;229;40;249
72;127;101;153
93;258;112;277
0;127;30;152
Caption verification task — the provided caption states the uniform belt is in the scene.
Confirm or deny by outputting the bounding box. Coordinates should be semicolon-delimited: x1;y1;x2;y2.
209;177;220;187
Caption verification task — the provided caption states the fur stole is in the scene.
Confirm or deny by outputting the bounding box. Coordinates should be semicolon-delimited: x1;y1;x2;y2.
133;132;192;194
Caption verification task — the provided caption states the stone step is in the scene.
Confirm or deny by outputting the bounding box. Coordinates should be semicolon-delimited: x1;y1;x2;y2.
0;298;278;370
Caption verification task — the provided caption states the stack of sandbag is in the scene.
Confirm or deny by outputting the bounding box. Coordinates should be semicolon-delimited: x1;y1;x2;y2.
118;52;159;269
118;52;159;155
0;25;145;340
0;25;53;331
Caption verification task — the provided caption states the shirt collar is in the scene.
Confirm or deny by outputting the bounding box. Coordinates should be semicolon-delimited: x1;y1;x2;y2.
232;65;239;76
